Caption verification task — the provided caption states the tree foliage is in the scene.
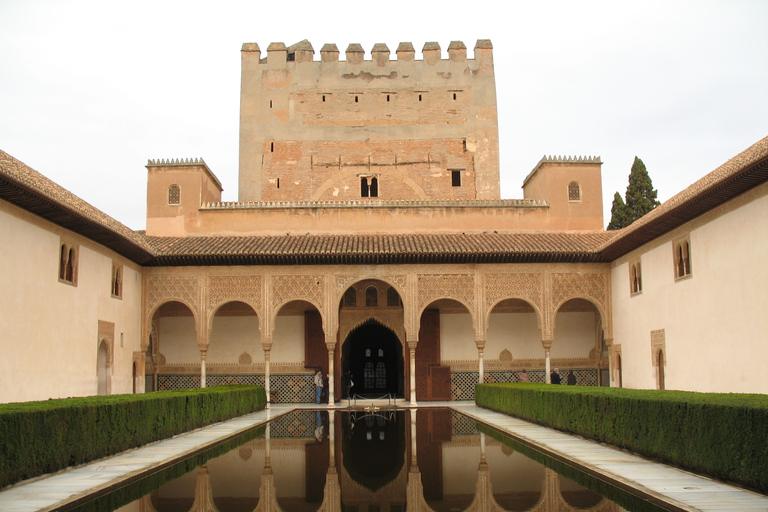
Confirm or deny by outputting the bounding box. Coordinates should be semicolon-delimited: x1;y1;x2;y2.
607;156;661;230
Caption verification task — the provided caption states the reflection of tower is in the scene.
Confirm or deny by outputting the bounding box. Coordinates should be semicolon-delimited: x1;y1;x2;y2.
255;423;282;512
405;409;433;512
318;410;341;512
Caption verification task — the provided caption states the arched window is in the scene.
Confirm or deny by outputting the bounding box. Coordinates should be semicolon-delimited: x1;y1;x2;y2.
375;362;386;388
344;287;357;307
630;261;642;294
361;177;369;197
168;184;180;205
59;242;78;285
386;286;400;306
370;177;379;197
365;286;378;307
568;181;581;201
112;263;123;299
364;362;375;388
674;238;692;279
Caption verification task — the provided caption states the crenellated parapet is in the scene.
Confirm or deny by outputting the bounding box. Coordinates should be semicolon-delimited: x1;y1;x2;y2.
241;39;492;65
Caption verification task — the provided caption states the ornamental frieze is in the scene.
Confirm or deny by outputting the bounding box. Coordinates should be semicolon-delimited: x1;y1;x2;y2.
270;274;325;310
484;272;543;311
147;275;200;313
417;274;475;311
550;272;607;311
208;275;262;312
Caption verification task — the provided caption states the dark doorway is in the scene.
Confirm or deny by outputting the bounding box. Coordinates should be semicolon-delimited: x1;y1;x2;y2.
342;321;404;398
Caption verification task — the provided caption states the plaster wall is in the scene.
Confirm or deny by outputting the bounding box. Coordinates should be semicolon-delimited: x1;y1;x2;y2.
158;316;198;364
440;312;476;360
551;312;597;359
272;315;306;364
486;312;543;360
442;443;545;493
209;315;262;364
0;200;143;404
611;182;768;393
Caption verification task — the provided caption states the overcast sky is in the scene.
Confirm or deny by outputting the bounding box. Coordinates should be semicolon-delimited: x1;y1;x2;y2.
1;0;766;230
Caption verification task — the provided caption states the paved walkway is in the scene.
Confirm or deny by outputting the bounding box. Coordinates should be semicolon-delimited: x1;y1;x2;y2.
0;402;766;512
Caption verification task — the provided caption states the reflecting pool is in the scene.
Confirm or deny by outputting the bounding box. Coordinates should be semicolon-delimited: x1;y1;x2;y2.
73;409;667;512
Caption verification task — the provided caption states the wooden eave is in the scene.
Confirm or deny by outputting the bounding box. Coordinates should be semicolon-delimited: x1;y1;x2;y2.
0;175;155;265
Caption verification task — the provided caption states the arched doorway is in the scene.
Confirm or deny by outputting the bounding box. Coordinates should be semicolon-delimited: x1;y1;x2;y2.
342;321;404;398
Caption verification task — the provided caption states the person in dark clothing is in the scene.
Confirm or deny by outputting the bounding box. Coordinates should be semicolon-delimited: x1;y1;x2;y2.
566;370;577;385
550;368;562;384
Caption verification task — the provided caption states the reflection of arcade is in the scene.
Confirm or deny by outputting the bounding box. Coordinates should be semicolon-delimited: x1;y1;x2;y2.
141;410;618;512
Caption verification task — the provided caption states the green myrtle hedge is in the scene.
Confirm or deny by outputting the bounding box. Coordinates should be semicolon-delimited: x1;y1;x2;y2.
475;383;768;494
0;385;266;489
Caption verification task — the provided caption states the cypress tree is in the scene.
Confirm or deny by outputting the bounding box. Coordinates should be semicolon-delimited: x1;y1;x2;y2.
607;156;661;230
625;156;661;222
607;192;631;230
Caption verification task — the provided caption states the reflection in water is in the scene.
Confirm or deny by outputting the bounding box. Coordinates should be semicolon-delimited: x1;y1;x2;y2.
131;409;625;512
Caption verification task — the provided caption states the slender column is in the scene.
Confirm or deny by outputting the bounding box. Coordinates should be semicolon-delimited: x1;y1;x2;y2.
200;350;207;388
544;348;551;383
264;348;271;408
408;342;417;406
478;348;485;384
327;346;336;406
328;410;336;464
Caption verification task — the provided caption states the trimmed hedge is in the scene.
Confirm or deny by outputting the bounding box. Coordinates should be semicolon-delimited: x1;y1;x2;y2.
0;385;266;489
475;383;768;494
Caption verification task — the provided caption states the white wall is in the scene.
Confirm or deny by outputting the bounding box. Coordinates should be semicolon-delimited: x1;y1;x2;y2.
0;200;143;403
611;183;768;393
486;312;543;360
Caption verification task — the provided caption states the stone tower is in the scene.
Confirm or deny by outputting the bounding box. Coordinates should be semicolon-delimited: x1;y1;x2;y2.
238;40;500;202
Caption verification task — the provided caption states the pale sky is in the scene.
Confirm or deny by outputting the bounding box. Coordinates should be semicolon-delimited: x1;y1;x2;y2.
1;0;766;230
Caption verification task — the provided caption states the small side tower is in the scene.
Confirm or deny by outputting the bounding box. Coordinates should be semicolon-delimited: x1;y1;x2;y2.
522;156;604;230
146;158;222;236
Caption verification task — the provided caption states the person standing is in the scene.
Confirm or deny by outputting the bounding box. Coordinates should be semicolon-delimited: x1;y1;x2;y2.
518;369;530;382
566;370;577;385
314;369;324;404
550;368;562;384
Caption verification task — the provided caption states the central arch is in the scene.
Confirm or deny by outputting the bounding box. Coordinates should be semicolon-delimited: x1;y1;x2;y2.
342;320;405;398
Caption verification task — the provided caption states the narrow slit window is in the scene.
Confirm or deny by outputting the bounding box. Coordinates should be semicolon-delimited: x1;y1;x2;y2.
361;177;369;197
269;100;273;108
453;93;457;100
355;95;359;103
418;94;422;101
386;94;390;102
451;170;462;187
322;95;326;102
270;142;274;152
370;177;378;197
276;178;280;188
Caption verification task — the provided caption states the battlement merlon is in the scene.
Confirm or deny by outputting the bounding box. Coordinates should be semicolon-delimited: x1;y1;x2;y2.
240;39;493;66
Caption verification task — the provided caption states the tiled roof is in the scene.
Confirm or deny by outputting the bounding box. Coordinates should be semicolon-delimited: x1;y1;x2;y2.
600;135;768;259
142;232;616;266
0;150;155;264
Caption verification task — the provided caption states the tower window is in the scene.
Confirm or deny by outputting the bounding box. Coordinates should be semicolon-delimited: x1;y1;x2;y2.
269;100;273;108
168;185;180;205
270;142;274;152
355;95;359;103
453;93;457;100
387;94;390;102
322;95;326;102
451;170;462;187
361;176;379;198
418;94;422;101
568;181;581;201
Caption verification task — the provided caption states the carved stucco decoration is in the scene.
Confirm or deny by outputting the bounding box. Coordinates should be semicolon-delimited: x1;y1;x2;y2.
485;272;543;313
147;275;200;314
550;272;607;311
271;275;325;311
417;274;475;312
209;275;262;313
